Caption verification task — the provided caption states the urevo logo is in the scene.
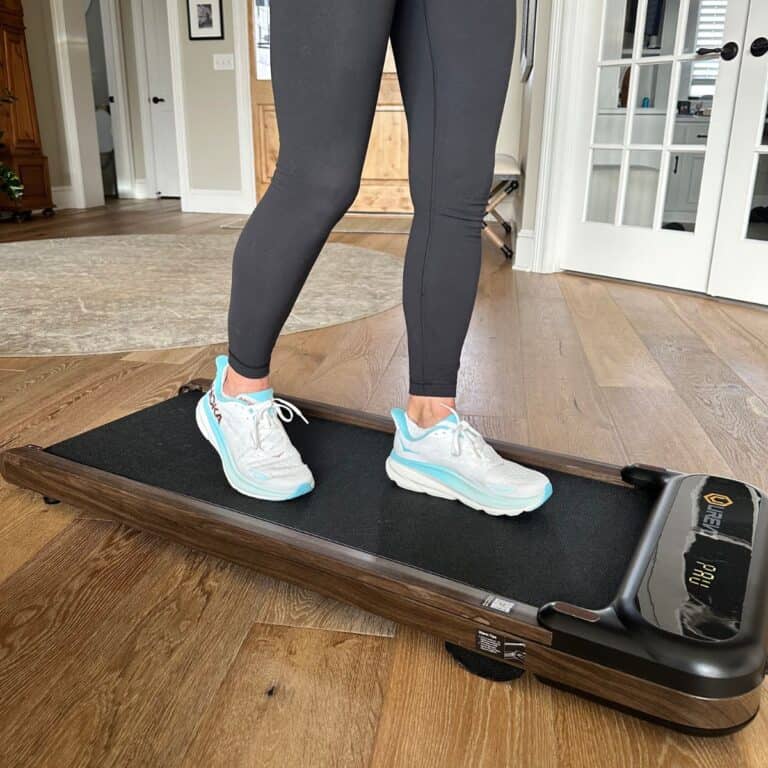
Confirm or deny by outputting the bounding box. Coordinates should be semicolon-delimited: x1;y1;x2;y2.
703;493;733;508
701;492;733;535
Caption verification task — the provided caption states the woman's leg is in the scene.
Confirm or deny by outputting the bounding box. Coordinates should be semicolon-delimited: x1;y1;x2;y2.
226;0;397;395
384;0;550;515
203;0;397;501
391;0;517;424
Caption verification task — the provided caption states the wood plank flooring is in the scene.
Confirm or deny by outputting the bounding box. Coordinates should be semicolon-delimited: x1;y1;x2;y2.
1;199;767;767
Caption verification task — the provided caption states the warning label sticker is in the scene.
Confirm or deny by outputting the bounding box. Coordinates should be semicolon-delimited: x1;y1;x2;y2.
475;630;526;663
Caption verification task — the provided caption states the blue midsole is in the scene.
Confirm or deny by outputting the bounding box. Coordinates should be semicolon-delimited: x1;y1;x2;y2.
388;451;552;509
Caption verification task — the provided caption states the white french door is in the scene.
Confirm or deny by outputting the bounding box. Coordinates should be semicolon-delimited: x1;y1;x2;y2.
709;2;768;304
142;0;180;197
555;0;767;304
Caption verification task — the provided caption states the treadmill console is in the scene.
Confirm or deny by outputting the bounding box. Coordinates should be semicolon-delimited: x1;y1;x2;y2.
539;469;768;699
636;475;760;642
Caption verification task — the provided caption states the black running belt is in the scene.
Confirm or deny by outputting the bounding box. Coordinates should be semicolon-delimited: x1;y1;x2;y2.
47;391;655;609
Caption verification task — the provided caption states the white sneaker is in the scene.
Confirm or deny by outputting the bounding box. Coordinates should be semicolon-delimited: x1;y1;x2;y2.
196;356;314;501
386;407;552;516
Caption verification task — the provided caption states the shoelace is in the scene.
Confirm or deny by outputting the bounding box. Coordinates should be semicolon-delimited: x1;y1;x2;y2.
440;404;498;462
248;396;309;453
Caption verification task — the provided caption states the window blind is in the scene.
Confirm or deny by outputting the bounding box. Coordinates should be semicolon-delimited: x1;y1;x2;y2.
691;0;727;96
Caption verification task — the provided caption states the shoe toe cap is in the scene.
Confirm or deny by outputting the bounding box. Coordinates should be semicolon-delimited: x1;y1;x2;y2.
491;466;551;499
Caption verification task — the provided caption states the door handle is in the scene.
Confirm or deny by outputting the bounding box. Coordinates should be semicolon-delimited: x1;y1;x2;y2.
751;37;768;58
696;41;739;61
152;96;166;104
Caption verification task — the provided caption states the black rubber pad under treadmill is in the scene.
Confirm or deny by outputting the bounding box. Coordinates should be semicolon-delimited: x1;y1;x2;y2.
47;391;655;609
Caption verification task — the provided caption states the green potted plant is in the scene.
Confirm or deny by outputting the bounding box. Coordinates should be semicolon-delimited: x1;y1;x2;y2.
0;133;24;203
0;89;24;211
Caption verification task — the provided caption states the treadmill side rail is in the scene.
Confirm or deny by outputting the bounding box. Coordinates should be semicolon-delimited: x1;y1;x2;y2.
540;472;768;700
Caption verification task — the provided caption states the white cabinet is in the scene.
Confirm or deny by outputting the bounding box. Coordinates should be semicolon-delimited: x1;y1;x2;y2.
663;117;710;227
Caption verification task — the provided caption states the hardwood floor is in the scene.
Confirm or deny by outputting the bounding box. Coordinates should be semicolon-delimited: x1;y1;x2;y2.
1;199;767;767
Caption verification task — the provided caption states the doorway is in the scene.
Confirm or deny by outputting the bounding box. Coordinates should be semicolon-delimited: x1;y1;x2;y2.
76;0;181;202
547;0;768;306
85;0;116;198
139;0;181;198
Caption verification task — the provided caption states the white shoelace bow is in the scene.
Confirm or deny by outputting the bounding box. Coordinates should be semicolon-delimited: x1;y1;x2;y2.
248;396;308;452
440;404;496;461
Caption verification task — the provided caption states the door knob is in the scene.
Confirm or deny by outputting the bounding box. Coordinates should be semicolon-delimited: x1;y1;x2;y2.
152;96;166;104
751;37;768;58
696;41;739;61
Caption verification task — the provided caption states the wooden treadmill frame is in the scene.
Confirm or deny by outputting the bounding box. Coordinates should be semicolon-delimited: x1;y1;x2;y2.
0;381;761;734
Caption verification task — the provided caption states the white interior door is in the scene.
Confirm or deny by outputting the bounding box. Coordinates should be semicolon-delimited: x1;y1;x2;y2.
142;0;180;197
708;2;768;305
558;0;749;292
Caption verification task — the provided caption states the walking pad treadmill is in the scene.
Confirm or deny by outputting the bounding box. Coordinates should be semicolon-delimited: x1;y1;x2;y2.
2;381;767;735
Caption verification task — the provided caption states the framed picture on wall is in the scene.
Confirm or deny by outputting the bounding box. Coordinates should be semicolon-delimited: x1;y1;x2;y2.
521;0;537;82
188;0;224;40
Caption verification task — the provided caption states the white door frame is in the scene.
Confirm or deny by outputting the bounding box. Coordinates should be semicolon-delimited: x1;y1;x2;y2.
708;0;768;304
98;0;138;198
529;0;572;273
48;0;105;209
165;0;256;213
131;0;161;199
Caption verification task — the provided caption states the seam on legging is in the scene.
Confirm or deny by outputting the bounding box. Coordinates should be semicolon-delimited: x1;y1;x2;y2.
418;0;438;386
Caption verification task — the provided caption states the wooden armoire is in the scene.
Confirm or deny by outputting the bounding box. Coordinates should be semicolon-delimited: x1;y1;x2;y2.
0;0;53;219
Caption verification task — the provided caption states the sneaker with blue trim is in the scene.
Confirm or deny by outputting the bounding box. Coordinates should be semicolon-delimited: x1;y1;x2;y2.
195;356;314;501
386;407;552;516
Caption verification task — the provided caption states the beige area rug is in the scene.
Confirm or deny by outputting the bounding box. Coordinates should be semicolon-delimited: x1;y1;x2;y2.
0;234;403;356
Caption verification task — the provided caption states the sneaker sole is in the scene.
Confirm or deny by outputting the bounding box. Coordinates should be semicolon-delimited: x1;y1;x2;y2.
195;395;313;502
385;455;551;517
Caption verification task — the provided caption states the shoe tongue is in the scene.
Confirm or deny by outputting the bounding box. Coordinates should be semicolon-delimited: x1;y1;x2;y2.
438;411;460;426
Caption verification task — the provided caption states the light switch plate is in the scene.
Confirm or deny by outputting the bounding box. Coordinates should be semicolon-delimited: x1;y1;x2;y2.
213;53;235;71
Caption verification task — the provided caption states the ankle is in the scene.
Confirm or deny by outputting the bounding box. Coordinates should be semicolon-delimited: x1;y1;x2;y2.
406;395;456;428
223;367;270;398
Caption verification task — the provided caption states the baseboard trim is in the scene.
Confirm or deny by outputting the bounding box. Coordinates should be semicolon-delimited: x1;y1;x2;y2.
115;178;154;200
182;189;256;215
132;178;151;199
51;185;79;210
513;229;535;271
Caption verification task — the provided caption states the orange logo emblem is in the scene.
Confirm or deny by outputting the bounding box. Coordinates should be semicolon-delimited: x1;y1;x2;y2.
704;493;733;508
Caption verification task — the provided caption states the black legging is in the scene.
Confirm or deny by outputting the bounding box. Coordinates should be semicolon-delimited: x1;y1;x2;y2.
228;0;516;397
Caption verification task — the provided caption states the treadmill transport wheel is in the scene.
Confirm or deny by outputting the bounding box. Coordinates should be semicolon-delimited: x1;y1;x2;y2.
444;642;525;682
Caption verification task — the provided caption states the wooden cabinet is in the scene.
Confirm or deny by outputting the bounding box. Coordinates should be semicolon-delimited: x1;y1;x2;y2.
0;0;53;218
249;4;412;214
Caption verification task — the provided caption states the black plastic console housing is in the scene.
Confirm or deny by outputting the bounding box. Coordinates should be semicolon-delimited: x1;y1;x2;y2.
539;467;768;698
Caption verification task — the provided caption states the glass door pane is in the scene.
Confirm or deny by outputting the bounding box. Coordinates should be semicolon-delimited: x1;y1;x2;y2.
747;91;768;241
746;155;768;241
586;0;729;235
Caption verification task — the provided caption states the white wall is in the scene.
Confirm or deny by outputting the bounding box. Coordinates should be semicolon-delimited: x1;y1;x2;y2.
23;0;70;188
168;0;255;213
